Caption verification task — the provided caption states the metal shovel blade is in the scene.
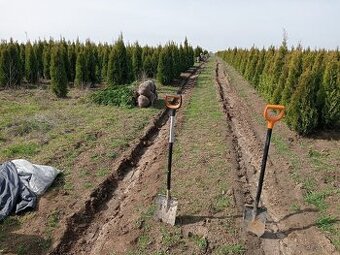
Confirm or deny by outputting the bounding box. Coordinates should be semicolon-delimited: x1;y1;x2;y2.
155;194;178;226
244;205;267;237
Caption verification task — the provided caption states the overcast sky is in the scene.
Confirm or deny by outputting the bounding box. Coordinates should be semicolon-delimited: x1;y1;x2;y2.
0;0;339;51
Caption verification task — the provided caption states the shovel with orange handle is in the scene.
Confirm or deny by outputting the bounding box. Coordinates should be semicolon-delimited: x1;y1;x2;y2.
155;95;182;226
244;104;285;237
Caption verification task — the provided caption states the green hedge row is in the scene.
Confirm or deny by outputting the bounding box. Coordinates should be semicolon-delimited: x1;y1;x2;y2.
0;36;203;97
217;42;340;135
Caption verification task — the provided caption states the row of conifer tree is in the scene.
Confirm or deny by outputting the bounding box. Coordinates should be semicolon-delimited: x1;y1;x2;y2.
0;36;203;97
217;40;340;135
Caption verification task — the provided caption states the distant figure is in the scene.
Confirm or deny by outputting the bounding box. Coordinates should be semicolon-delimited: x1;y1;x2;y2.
137;80;158;107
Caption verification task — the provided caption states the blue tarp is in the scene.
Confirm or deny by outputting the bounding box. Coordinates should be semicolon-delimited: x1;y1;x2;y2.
0;160;60;221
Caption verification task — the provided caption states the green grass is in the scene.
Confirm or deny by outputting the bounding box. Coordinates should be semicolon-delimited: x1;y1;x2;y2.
161;226;182;248
2;142;40;157
290;203;301;213
212;194;231;213
47;211;60;229
137;234;150;250
304;189;333;211
0;85;178;253
316;215;337;232
191;235;208;252
214;243;246;255
271;134;289;154
161;59;240;253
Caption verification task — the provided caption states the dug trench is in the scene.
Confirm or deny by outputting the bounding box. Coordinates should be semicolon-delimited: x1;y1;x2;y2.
50;64;203;254
215;59;338;255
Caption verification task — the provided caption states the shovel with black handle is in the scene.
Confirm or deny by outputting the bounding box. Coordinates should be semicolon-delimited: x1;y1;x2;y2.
155;95;182;226
244;104;285;237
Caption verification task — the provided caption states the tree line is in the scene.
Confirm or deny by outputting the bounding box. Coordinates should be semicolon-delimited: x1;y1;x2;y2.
217;40;340;135
0;36;202;97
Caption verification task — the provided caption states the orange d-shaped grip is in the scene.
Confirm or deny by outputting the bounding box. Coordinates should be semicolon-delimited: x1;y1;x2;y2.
264;104;285;129
165;95;182;110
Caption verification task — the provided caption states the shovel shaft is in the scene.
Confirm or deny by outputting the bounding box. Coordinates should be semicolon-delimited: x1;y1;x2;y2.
167;142;173;191
167;109;176;191
254;128;272;210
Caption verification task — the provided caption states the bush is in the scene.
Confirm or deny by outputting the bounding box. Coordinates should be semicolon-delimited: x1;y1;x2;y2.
91;86;135;108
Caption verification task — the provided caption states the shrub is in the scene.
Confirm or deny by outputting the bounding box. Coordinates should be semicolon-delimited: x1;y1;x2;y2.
91;86;135;108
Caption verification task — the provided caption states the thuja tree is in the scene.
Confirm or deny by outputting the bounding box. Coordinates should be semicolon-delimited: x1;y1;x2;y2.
0;41;23;87
267;39;288;100
170;43;181;78
321;53;340;127
143;55;154;78
100;45;110;83
272;55;291;104
50;45;68;97
281;46;303;106
0;36;200;89
25;42;39;84
107;35;130;85
157;45;173;85
126;45;134;82
74;49;87;87
43;45;51;79
216;42;340;134
286;68;319;135
252;48;266;87
68;43;77;82
132;42;143;80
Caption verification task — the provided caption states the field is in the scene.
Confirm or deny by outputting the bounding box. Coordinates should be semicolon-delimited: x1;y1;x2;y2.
0;57;339;255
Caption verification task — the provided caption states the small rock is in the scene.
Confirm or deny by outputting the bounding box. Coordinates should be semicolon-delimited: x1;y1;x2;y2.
138;95;150;108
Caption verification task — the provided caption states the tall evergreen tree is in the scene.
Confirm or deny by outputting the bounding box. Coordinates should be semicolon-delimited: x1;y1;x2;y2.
281;46;303;106
100;46;110;83
151;49;160;76
0;46;10;87
35;40;44;80
321;53;340;127
252;48;266;87
171;43;181;78
43;45;51;79
68;43;77;82
143;55;154;78
157;45;173;85
19;43;25;81
50;45;68;97
107;35;129;85
244;47;258;83
25;42;39;84
132;42;143;80
267;39;288;99
272;56;290;104
74;50;87;87
0;42;22;87
286;69;319;135
126;45;134;82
